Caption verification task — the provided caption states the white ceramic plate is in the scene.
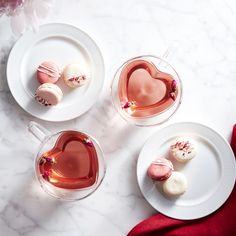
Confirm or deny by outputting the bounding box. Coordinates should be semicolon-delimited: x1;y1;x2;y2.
7;23;104;121
137;122;236;220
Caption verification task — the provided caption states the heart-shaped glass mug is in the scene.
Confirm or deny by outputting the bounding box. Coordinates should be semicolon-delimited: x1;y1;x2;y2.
28;122;106;201
111;55;182;126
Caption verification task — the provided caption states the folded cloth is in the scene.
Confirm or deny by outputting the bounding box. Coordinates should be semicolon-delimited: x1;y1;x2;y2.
231;124;236;156
128;125;236;236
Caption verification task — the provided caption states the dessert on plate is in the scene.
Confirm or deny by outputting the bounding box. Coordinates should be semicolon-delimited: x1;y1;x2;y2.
163;171;188;196
170;137;197;163
35;83;63;106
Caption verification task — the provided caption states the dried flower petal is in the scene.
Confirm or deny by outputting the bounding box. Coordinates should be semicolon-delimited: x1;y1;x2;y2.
170;92;176;101
42;171;50;181
83;138;93;147
121;101;136;109
39;158;45;165
171;80;177;92
44;156;56;164
121;101;129;109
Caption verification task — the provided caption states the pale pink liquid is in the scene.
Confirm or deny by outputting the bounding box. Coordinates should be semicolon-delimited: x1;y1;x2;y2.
38;131;99;189
118;59;178;117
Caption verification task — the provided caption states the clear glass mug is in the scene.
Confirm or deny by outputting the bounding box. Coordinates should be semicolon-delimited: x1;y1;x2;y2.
111;55;183;126
28;121;106;201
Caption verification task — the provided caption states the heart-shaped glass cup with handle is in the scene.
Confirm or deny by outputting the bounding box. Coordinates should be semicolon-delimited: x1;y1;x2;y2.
111;55;183;126
28;121;106;201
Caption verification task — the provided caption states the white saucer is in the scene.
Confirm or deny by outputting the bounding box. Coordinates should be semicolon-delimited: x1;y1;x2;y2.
137;122;236;220
7;23;104;121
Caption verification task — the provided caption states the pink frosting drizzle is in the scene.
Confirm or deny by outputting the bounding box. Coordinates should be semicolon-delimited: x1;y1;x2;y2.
37;64;59;78
152;159;174;170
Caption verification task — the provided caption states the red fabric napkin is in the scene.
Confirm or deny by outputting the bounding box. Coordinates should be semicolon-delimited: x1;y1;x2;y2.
128;125;236;236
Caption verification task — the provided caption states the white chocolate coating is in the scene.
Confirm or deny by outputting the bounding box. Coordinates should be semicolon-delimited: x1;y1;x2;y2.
169;137;197;163
62;63;88;88
163;171;188;196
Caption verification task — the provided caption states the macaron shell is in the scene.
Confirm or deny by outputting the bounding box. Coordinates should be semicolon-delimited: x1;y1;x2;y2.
37;61;60;84
147;158;174;181
35;83;63;106
163;171;188;196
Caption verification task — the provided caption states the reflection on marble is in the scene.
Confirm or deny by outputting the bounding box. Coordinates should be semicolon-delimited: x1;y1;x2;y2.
0;0;236;235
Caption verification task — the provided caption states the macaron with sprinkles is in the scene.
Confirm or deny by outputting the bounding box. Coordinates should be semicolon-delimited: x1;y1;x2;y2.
169;137;197;163
35;83;63;106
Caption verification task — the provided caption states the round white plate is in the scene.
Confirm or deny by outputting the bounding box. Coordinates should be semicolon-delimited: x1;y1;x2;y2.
7;23;104;121
137;122;236;220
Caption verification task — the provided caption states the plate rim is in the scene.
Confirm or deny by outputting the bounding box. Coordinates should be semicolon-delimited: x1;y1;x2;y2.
137;121;236;220
7;23;105;122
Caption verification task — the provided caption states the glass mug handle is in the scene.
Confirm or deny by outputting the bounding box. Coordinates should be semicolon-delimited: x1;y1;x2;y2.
28;121;51;142
161;41;180;64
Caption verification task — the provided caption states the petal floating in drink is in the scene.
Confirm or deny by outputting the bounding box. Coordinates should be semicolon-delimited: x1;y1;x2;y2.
121;101;136;109
171;80;177;92
44;156;56;164
42;171;51;181
170;92;176;101
83;138;93;147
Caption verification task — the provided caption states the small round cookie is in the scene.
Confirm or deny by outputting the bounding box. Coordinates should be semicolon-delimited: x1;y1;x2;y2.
147;158;174;181
169;137;197;163
163;171;188;196
37;61;60;84
62;63;88;88
35;83;63;106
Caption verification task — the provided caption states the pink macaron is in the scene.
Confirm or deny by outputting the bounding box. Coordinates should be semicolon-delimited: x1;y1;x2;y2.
36;61;60;84
35;83;63;106
147;158;174;181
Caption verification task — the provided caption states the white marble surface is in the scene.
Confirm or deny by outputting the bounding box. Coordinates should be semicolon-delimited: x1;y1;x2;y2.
0;0;236;235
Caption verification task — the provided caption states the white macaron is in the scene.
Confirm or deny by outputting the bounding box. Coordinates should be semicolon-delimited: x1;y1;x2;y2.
35;83;63;106
62;63;88;88
163;171;188;196
169;137;197;163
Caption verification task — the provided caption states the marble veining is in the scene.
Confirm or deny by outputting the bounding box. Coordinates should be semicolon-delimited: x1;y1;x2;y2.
0;0;236;235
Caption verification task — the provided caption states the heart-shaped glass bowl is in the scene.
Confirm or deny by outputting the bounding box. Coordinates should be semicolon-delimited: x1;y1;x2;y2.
29;122;106;201
111;55;183;126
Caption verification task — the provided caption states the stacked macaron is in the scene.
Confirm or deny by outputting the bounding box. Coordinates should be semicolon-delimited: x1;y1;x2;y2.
147;158;174;181
147;136;197;197
34;61;89;107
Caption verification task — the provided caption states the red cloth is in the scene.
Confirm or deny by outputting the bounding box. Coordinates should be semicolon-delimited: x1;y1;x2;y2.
128;125;236;236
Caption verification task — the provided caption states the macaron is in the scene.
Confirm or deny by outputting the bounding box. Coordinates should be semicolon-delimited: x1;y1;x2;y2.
147;158;174;181
163;171;188;196
62;63;88;88
169;137;197;163
37;61;60;84
35;83;63;106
